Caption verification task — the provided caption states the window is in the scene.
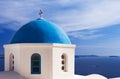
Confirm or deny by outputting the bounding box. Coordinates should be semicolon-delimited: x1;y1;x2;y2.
9;53;14;71
31;53;41;74
61;54;67;72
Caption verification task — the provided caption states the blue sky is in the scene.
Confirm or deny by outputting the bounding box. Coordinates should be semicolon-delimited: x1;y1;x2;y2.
0;0;120;56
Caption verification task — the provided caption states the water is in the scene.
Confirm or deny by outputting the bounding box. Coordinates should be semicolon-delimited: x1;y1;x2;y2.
75;56;120;78
0;56;120;78
0;57;4;71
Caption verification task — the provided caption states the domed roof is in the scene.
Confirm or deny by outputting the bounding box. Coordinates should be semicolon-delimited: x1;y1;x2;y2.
10;18;71;44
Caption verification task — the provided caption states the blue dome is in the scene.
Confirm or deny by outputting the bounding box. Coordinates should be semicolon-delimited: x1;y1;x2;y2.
10;19;71;44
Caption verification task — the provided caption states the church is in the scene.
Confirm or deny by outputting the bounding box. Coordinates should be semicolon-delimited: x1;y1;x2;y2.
3;13;76;79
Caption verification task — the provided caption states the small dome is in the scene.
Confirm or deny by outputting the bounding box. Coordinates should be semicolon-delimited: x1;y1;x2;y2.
10;19;71;44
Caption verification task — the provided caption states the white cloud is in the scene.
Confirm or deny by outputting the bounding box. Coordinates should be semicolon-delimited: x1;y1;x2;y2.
79;0;120;29
0;0;41;30
51;0;120;32
68;29;103;40
0;0;120;32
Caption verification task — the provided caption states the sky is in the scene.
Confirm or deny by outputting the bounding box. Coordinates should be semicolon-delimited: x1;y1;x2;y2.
0;0;120;56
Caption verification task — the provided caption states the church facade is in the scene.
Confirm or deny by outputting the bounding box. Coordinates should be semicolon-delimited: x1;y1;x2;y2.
3;18;76;79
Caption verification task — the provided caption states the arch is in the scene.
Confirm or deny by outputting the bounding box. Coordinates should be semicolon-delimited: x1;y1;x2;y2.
31;53;41;74
9;53;14;71
61;53;68;72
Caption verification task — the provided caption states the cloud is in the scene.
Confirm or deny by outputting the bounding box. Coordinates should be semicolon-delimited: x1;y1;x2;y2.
1;0;120;32
0;0;42;31
47;0;120;32
68;29;104;40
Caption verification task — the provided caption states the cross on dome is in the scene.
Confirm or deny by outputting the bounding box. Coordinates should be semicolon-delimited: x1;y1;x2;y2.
39;10;43;18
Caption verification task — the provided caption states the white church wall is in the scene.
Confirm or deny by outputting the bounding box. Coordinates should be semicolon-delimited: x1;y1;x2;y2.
4;43;75;79
19;44;53;79
4;46;10;71
4;44;20;73
52;44;75;79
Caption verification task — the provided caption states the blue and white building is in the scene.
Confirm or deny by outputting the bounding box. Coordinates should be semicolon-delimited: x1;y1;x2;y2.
4;18;76;79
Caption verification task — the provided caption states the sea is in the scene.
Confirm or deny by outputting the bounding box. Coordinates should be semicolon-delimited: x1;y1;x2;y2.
1;56;120;78
75;56;120;78
0;57;4;71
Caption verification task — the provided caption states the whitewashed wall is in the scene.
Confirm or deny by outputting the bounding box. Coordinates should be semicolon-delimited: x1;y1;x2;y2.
4;43;75;79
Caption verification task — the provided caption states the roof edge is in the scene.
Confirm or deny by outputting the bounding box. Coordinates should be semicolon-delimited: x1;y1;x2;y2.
4;43;76;48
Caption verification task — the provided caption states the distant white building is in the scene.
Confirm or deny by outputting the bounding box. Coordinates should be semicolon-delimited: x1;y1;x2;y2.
3;18;76;79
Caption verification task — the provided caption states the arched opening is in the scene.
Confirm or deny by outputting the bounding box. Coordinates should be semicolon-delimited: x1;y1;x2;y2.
31;53;41;74
9;53;14;71
61;53;68;72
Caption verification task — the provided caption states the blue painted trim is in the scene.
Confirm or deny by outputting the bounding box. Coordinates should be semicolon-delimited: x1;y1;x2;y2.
31;53;41;74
